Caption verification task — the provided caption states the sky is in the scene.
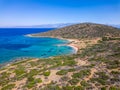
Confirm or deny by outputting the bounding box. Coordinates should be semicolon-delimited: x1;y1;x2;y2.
0;0;120;27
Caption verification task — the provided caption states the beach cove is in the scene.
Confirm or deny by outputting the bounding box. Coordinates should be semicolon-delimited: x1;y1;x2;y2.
0;28;75;64
26;34;79;54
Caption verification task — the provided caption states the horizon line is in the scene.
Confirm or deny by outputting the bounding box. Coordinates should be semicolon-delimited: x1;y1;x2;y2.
0;22;119;28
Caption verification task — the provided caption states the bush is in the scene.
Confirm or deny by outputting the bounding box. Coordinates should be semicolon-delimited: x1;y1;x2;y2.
1;84;15;90
72;69;91;78
80;81;90;87
68;68;76;72
14;66;26;76
62;86;73;90
102;37;109;41
102;37;120;41
96;72;109;80
74;86;84;90
26;77;42;89
61;76;70;81
101;87;107;90
26;80;36;89
27;76;34;82
0;72;10;79
42;85;61;90
28;69;39;77
90;78;106;85
63;60;76;66
69;79;79;85
35;78;42;83
0;79;9;86
109;86;119;90
111;71;120;75
56;70;68;75
29;61;39;67
0;72;10;86
43;71;51;76
107;60;120;69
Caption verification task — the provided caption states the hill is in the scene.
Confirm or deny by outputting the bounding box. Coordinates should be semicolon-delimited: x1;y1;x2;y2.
31;23;120;39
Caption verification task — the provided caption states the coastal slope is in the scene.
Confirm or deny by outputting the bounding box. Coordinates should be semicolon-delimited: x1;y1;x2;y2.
0;23;120;90
30;23;120;39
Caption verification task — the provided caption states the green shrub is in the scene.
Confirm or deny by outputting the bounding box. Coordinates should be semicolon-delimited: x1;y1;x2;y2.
56;70;68;75
96;72;109;80
74;86;84;90
101;87;107;90
29;61;39;67
27;76;34;82
16;73;27;80
69;78;79;85
102;37;120;41
62;86;73;90
80;81;90;87
107;60;120;69
41;85;61;90
0;72;10;79
26;77;42;89
63;60;76;66
0;72;10;86
109;86;119;90
61;76;70;81
111;71;120;75
0;79;9;86
90;78;106;85
102;37;109;41
68;68;76;72
72;69;90;78
14;65;26;76
28;69;39;77
35;78;42;83
43;71;51;76
26;81;36;89
1;84;15;90
110;77;120;82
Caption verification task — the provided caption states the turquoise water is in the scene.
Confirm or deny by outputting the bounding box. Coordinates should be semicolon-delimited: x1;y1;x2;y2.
0;28;75;63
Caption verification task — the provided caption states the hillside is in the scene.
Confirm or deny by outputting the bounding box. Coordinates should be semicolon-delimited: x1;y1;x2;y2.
31;23;120;39
0;23;120;90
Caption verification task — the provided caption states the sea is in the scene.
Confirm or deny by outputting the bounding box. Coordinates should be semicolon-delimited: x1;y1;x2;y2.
0;28;75;64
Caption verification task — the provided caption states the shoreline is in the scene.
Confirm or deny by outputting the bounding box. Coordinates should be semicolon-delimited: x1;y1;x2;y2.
25;34;79;54
0;57;35;69
0;34;79;68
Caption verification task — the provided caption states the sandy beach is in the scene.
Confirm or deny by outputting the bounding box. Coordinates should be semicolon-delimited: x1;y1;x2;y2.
66;39;79;53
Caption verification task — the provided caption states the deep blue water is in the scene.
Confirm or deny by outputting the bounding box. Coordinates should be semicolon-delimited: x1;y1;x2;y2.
0;28;75;63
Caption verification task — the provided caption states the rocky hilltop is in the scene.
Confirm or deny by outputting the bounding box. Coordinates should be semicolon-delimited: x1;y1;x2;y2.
31;23;120;39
